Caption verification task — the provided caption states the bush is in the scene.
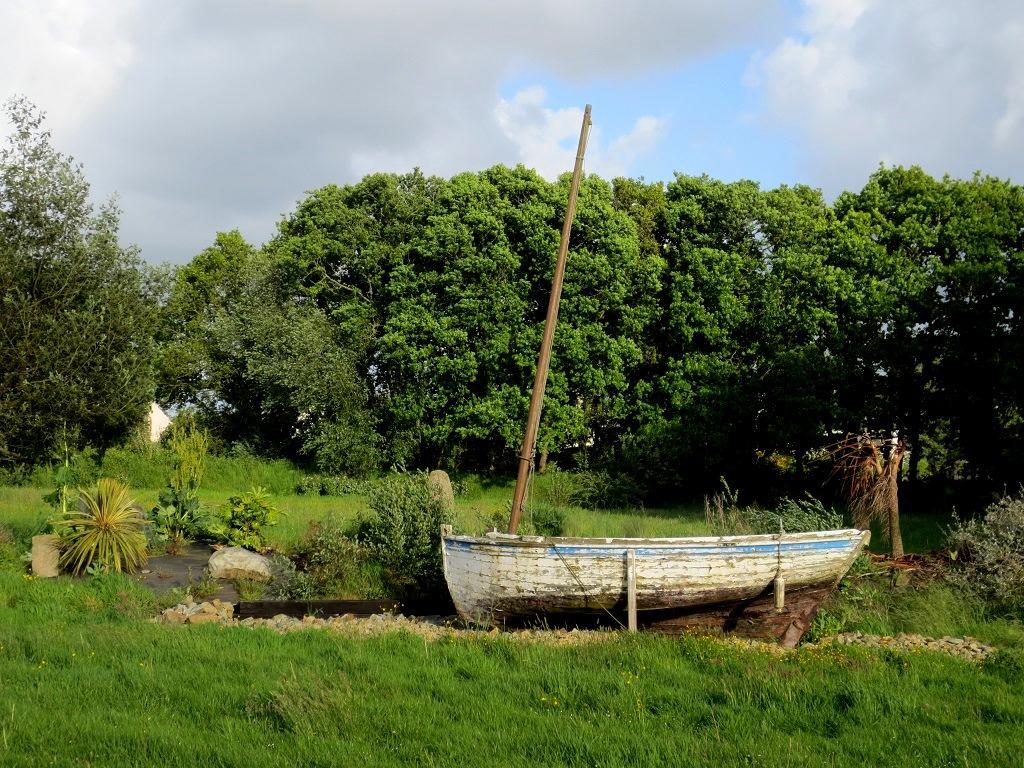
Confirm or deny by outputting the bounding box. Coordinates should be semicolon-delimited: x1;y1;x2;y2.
529;502;565;537
55;478;148;574
745;494;844;534
947;493;1024;615
264;554;318;600
209;486;281;550
295;474;379;497
533;467;641;511
149;488;205;553
291;520;385;598
354;473;452;598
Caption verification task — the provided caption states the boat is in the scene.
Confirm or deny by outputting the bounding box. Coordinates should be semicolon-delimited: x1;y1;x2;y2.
441;528;869;645
439;105;870;645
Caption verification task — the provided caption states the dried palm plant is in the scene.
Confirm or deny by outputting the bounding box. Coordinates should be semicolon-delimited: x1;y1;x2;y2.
829;433;907;558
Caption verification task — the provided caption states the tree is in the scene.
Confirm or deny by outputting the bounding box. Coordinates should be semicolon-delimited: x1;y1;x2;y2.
155;229;253;408
0;97;156;465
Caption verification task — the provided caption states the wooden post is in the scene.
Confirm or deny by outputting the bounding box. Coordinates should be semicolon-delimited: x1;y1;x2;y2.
626;549;637;633
774;575;786;611
507;105;592;534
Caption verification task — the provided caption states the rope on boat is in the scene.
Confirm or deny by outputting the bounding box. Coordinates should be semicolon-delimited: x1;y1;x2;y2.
528;454;626;630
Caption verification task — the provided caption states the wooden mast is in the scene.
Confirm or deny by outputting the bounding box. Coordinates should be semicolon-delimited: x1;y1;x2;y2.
507;104;591;534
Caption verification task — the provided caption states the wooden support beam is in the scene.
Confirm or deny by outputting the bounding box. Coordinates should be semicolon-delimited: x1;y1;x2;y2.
626;549;637;633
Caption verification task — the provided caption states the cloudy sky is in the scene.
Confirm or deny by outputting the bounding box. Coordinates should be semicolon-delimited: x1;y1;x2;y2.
2;0;1023;263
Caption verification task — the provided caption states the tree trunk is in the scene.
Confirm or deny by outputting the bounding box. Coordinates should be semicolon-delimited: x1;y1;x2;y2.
887;442;906;559
888;494;904;559
538;449;549;474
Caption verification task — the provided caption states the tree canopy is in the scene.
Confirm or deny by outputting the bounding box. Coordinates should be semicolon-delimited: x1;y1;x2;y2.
156;163;1024;505
3;98;1022;508
0;98;157;465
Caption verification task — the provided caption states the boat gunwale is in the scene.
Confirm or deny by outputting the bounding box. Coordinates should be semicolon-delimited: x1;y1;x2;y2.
442;528;867;550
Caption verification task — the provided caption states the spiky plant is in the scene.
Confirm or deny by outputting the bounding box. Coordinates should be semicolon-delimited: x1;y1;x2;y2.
830;433;907;557
55;478;148;575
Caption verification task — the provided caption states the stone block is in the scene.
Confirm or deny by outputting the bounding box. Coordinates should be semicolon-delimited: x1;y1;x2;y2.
31;534;60;577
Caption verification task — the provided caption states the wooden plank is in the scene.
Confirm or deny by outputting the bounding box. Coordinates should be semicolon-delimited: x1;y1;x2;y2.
640;583;833;647
626;549;637;633
236;599;400;620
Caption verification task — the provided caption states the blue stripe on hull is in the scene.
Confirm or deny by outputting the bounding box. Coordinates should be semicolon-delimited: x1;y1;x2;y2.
445;538;855;557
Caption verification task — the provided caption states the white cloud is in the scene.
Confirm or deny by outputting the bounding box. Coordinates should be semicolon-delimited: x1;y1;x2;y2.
0;0;139;134
749;0;1024;193
495;87;667;178
0;0;776;262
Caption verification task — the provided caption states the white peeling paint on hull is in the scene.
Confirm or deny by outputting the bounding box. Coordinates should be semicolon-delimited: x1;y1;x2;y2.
441;529;870;620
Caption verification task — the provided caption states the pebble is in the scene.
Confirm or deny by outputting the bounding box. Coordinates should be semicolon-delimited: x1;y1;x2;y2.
154;602;998;660
810;632;995;661
155;601;613;645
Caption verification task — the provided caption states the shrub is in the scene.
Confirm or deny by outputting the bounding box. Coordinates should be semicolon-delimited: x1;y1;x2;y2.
55;478;148;575
166;416;209;504
150;488;205;554
295;474;378;496
571;470;642;509
264;554;318;601
290;520;385;598
947;493;1024;615
529;502;565;537
354;473;452;598
745;494;844;534
209;486;281;550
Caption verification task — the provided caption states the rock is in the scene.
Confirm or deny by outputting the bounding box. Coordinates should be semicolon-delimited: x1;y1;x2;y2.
427;470;455;511
187;612;221;625
31;534;61;578
161;608;188;625
207;547;271;581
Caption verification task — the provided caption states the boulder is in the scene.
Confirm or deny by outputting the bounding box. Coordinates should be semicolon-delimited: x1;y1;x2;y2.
31;534;61;578
427;470;455;511
207;547;271;581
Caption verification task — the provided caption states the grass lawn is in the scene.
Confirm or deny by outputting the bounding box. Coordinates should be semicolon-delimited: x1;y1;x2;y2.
0;483;711;552
1;482;1022;766
0;569;1022;767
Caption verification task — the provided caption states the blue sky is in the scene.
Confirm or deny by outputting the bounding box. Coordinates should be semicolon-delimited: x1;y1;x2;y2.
500;48;799;188
2;1;1023;263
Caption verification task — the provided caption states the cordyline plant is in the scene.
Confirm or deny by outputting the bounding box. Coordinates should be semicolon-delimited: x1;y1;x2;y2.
56;478;148;575
829;433;908;558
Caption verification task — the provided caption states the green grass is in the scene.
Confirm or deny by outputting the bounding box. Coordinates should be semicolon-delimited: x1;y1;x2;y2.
809;566;1024;650
2;479;1023;765
0;568;1022;767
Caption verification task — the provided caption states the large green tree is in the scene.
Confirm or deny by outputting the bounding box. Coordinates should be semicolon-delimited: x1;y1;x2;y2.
0;98;156;464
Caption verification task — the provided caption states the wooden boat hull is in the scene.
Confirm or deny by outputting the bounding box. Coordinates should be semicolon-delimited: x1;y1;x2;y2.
441;528;869;644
